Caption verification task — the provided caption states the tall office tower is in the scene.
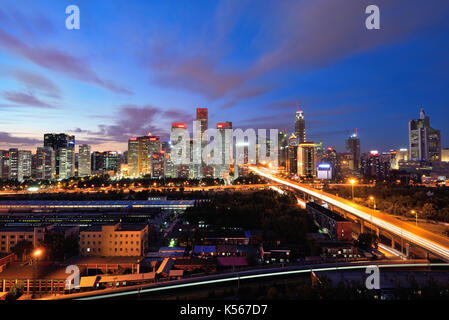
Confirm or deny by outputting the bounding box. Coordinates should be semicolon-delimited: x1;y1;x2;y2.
196;108;208;178
390;148;408;169
286;145;298;175
32;147;55;180
170;123;189;177
295;110;306;144
127;136;160;177
44;133;75;179
0;151;10;180
78;144;91;177
215;122;232;179
409;108;441;161
7;148;19;180
128;137;139;176
9;150;31;182
297;142;317;177
277;130;288;171
345;130;361;171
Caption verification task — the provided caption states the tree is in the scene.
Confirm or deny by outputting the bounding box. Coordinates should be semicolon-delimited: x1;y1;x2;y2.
6;282;25;300
11;240;34;261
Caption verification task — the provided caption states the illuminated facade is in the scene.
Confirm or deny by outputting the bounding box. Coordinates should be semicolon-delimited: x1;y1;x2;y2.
298;142;317;177
79;223;148;257
44;133;75;179
32;147;55;180
127;136;160;177
78;144;91;177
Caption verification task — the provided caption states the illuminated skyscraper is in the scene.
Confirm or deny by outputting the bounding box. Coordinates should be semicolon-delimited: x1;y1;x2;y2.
295;110;306;144
346;130;360;171
216;122;232;179
78;144;91;177
32;147;55;180
409;108;441;161
44;133;75;179
127;136;160;177
0;151;9;180
297;142;317;177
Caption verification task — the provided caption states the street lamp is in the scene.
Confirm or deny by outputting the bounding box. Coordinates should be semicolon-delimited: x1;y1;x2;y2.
411;210;418;226
369;196;376;234
349;179;356;200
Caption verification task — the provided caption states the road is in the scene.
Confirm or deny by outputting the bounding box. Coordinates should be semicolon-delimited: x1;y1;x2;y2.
250;166;449;261
44;259;442;300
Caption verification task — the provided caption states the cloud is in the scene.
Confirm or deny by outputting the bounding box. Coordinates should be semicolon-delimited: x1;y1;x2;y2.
0;132;40;146
0;29;133;95
70;104;194;145
11;69;62;99
1;90;56;108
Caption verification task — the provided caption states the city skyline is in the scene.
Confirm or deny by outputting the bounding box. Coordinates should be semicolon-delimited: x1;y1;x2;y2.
1;0;449;153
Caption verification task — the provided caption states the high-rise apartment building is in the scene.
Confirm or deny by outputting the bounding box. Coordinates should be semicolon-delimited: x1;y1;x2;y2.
78;144;91;177
409;109;441;161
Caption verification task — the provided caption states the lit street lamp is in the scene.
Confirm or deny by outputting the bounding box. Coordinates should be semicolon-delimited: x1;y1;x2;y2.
349;179;356;200
411;210;418;226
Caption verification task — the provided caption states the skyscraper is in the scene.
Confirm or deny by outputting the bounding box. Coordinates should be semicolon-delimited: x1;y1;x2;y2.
0;151;9;180
295;110;306;144
127;136;160;177
32;147;55;180
44;133;75;179
216;122;232;179
78;144;91;177
195;108;208;178
297;142;317;177
346;130;361;171
409;108;441;161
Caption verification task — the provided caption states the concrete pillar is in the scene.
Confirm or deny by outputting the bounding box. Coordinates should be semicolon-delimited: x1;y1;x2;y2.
391;236;395;249
360;221;364;233
425;252;429;260
405;243;410;258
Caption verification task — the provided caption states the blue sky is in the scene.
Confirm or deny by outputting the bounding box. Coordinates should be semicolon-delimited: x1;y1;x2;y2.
0;0;448;152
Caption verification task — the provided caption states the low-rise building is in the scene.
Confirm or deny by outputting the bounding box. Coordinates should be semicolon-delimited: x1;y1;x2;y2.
306;202;353;241
79;223;148;257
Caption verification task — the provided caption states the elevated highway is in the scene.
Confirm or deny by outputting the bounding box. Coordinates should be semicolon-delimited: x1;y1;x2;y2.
250;167;449;262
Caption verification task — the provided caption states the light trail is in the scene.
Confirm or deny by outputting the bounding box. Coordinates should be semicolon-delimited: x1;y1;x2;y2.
75;262;449;300
250;167;449;261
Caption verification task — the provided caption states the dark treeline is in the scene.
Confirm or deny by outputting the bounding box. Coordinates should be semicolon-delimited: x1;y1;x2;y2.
181;190;318;245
